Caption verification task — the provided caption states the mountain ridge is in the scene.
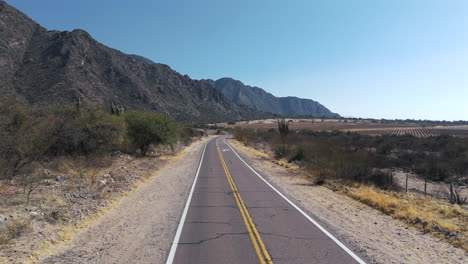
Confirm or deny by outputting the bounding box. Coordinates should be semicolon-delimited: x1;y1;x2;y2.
0;1;275;123
207;77;339;118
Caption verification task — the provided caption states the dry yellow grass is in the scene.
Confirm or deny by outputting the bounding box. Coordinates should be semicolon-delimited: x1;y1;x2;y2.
348;186;400;214
229;140;300;172
230;140;270;160
346;185;467;250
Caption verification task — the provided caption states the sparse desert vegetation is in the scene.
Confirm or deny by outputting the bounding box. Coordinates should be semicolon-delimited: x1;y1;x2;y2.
232;120;468;251
0;96;204;262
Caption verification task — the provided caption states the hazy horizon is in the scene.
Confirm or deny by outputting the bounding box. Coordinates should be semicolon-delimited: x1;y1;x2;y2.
8;0;468;121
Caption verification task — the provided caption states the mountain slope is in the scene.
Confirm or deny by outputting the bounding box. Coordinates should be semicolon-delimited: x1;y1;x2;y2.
211;78;339;118
0;2;273;123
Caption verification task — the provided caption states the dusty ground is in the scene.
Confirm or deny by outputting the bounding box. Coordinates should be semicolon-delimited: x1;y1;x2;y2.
1;152;169;263
228;139;467;264
37;137;210;264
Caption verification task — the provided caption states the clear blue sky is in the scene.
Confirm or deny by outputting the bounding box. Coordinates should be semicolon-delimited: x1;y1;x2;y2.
7;0;468;120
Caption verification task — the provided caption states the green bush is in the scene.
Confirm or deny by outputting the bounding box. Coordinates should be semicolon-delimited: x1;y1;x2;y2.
75;106;127;154
0;100;129;183
124;111;179;155
0;98;35;180
42;104;127;155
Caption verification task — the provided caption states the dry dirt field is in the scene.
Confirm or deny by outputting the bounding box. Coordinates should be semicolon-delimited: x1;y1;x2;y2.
216;119;468;138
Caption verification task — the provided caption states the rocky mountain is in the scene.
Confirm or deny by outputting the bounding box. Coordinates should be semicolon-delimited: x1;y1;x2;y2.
210;78;339;118
0;2;274;123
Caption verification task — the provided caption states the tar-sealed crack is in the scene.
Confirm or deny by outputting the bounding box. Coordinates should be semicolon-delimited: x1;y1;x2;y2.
260;232;325;241
190;205;236;208
193;190;228;193
179;232;248;245
247;206;289;209
185;221;232;226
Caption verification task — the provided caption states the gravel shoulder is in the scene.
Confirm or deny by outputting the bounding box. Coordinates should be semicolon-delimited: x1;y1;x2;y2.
228;139;467;264
40;137;210;264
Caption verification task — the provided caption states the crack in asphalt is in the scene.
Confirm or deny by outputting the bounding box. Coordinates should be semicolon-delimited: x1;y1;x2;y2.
190;205;236;208
179;232;248;245
272;256;321;263
236;190;276;193
185;221;232;226
193;190;227;193
260;232;324;241
247;206;290;209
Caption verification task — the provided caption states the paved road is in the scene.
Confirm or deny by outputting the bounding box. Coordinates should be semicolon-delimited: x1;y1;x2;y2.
167;137;365;264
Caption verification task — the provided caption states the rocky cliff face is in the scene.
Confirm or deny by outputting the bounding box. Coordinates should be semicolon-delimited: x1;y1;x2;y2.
0;2;273;123
210;78;339;118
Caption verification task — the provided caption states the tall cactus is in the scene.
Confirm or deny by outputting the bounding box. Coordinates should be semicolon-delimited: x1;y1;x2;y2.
111;102;117;115
74;97;81;114
111;102;125;115
278;118;289;142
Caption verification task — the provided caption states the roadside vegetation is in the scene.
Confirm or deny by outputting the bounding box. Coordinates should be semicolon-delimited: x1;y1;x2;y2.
233;119;468;251
0;96;204;253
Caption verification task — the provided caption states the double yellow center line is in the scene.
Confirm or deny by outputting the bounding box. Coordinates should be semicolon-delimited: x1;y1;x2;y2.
216;141;273;264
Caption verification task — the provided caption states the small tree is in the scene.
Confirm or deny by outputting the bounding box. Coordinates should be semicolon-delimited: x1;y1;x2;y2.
125;111;179;155
76;106;127;154
278;118;289;142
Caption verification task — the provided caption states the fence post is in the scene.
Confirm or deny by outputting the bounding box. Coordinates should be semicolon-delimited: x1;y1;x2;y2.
405;174;408;193
449;183;454;204
424;179;427;196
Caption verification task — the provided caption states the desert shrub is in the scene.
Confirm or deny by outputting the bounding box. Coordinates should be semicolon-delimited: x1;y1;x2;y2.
124;111;179;155
227;120;236;125
334;151;371;183
448;184;467;206
306;164;332;185
277;118;289;142
274;144;291;159
288;145;305;162
367;171;395;190
414;157;450;182
180;127;204;144
232;126;256;143
0;219;31;244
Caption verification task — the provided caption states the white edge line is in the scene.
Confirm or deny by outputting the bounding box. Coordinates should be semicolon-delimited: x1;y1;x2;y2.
223;138;367;264
165;139;211;264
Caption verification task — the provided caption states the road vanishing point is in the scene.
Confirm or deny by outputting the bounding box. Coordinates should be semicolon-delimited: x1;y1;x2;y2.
166;136;366;264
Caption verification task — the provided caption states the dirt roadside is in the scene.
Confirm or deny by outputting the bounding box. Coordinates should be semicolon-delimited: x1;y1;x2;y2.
38;137;210;264
228;139;467;264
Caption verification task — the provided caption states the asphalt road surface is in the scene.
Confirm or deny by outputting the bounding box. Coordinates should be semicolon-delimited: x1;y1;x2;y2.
167;137;366;264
